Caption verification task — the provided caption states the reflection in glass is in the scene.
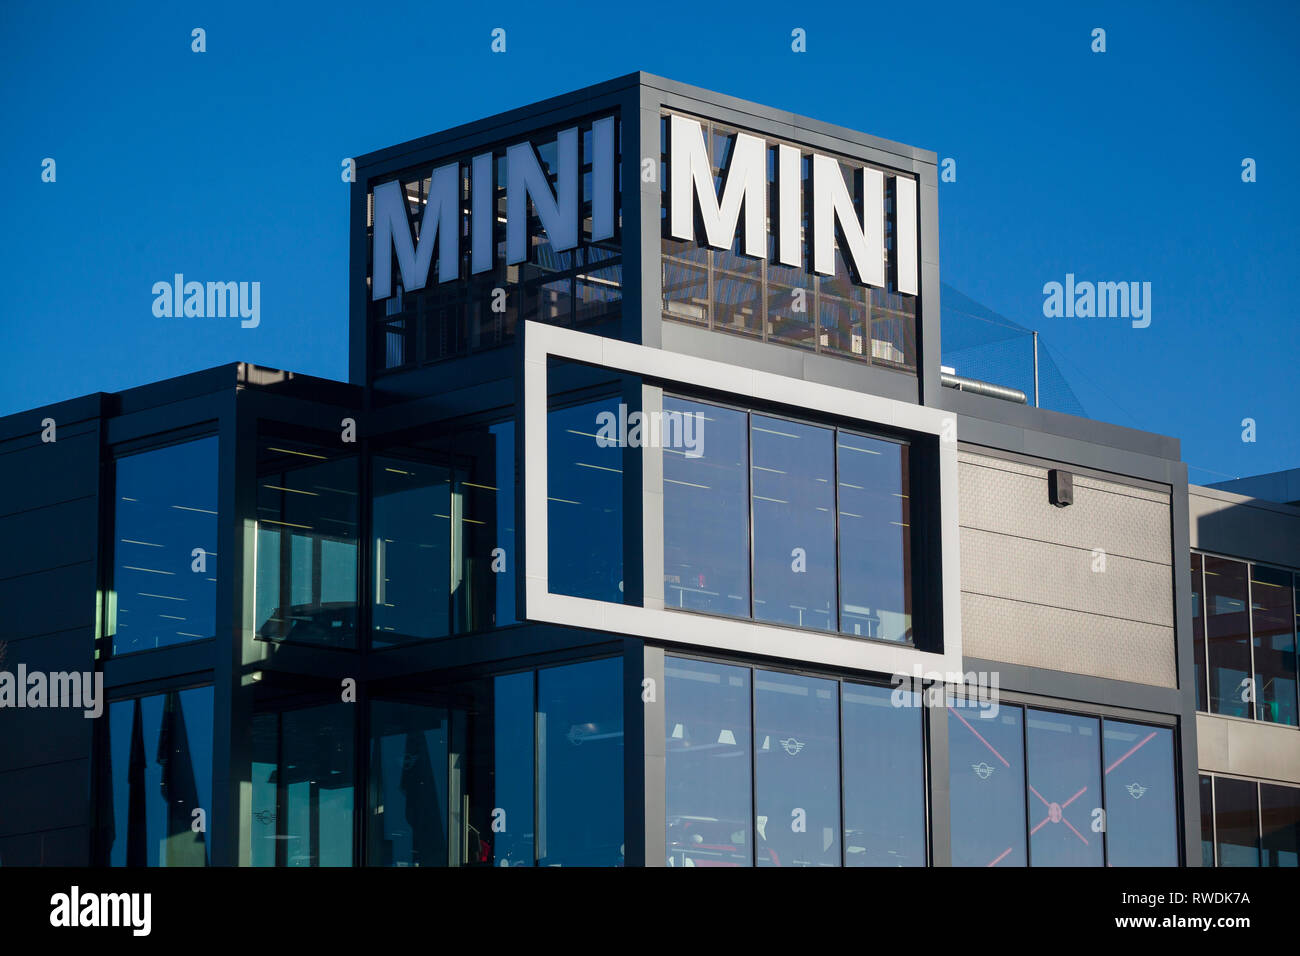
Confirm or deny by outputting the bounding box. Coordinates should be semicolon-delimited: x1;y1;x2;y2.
1260;782;1300;867
949;704;1026;867
754;670;839;866
372;452;450;645
255;436;358;648
547;398;624;602
1214;776;1260;866
662;398;749;618
453;420;517;633
486;672;535;867
841;682;925;866
105;686;213;866
251;703;355;866
1251;565;1297;726
837;432;911;642
1200;774;1215;866
537;658;624;865
751;415;836;631
1026;709;1102;867
665;657;752;866
368;701;456;866
1191;553;1206;712
1103;721;1178;866
110;438;218;655
1204;556;1252;718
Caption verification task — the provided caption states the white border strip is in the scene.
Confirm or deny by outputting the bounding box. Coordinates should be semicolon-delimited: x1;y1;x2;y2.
523;321;963;676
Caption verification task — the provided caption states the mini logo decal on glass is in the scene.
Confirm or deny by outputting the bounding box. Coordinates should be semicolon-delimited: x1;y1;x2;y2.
972;761;995;780
1126;782;1147;800
779;737;805;756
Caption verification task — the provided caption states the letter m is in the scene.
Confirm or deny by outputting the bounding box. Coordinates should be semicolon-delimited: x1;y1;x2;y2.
371;163;460;300
50;672;80;709
670;114;767;258
206;281;238;318
1098;281;1129;317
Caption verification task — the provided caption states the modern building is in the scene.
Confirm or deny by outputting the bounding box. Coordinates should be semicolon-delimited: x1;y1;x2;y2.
0;73;1295;867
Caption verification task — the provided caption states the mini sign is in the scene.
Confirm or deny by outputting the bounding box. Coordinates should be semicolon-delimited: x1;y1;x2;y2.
371;112;918;301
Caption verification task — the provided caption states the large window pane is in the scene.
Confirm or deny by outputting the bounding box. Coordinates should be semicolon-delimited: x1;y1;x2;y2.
486;672;534;867
1260;782;1300;867
547;398;623;602
110;438;218;655
837;432;911;642
1214;776;1260;866
1200;774;1216;866
662;398;749;618
372;451;450;646
949;703;1026;867
105;686;213;866
1192;553;1206;711
665;657;752;866
1204;556;1252;718
1026;709;1102;867
256;436;358;648
537;658;624;865
453;420;517;632
1103;721;1178;866
841;682;925;866
754;670;839;866
1252;565;1297;726
250;703;355;866
750;415;836;631
368;701;455;866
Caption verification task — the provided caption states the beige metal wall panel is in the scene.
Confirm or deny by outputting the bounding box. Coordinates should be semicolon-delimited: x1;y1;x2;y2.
1197;713;1300;785
959;453;1170;565
962;592;1177;686
959;451;1176;685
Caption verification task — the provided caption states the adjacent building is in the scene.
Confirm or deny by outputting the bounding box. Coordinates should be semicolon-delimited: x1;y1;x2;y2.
0;73;1294;867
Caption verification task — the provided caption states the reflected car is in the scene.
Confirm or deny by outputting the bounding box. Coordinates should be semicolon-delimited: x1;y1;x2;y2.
257;602;356;647
667;816;771;866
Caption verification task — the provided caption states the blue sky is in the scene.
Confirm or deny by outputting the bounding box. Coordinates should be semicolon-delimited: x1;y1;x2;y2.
3;0;1296;484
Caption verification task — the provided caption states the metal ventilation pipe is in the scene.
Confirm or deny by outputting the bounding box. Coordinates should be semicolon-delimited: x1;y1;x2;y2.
940;372;1028;404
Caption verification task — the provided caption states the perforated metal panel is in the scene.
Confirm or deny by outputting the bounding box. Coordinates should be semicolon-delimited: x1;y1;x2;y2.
959;451;1176;687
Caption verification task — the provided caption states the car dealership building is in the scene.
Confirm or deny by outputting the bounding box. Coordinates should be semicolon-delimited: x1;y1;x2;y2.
1;73;1297;867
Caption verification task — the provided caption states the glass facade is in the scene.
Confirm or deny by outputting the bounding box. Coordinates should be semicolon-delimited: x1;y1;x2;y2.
103;686;213;866
662;397;914;641
665;656;927;867
109;437;218;655
659;114;917;372
1193;551;1299;726
949;704;1179;866
369;116;622;376
255;433;359;648
371;418;517;647
1200;774;1300;867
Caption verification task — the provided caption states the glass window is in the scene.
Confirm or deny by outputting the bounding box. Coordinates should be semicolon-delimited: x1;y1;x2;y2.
665;657;752;867
105;686;213;866
255;435;358;648
1214;776;1260;867
371;451;450;646
1200;774;1215;866
750;415;836;631
110;438;218;655
1204;556;1252;718
251;703;355;866
1103;721;1178;866
1251;565;1298;726
547;398;624;602
841;682;926;866
453;420;518;633
1260;782;1300;867
367;701;456;866
1026;709;1102;867
753;670;840;866
837;432;911;642
949;703;1026;867
484;671;534;867
537;658;624;865
662;398;749;618
1191;553;1206;712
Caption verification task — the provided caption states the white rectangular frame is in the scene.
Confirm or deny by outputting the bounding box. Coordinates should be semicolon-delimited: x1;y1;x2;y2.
523;320;963;677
